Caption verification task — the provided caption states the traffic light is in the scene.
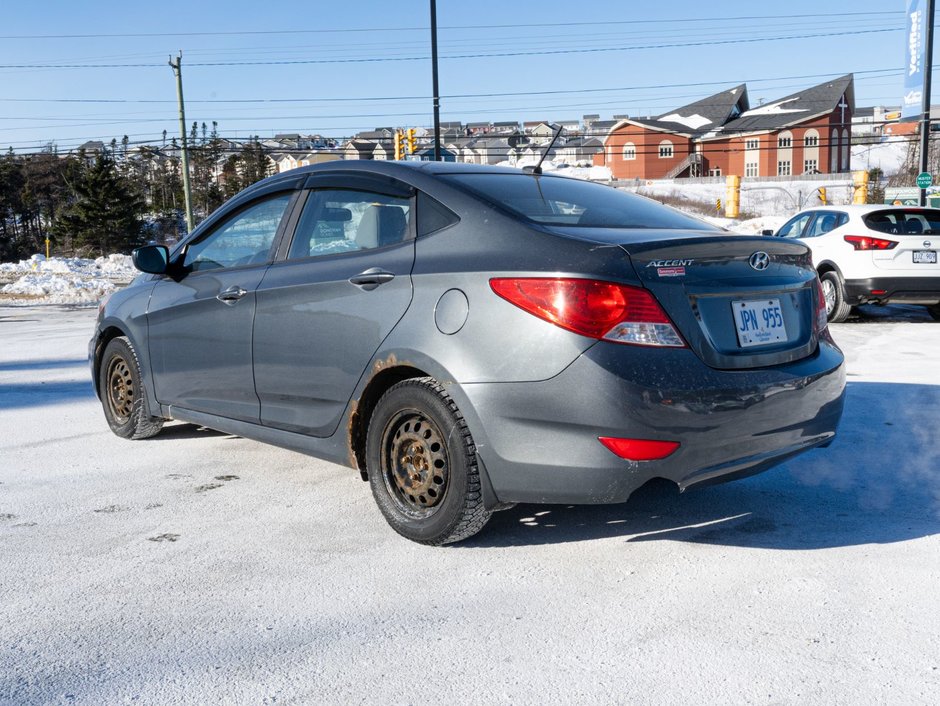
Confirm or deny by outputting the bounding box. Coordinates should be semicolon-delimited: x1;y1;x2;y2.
394;131;404;161
406;128;417;155
817;187;827;205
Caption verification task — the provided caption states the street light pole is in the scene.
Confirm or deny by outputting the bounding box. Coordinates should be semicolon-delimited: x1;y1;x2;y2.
430;0;442;161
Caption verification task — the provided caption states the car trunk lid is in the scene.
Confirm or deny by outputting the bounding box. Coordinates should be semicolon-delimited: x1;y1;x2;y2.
614;232;820;370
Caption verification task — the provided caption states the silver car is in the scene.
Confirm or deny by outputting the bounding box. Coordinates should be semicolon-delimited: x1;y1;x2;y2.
91;161;845;545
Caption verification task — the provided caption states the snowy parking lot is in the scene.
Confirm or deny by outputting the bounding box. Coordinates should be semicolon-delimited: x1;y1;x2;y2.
1;304;938;704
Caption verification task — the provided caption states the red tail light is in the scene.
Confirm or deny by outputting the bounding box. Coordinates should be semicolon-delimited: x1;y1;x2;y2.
489;278;685;347
599;437;680;461
843;235;897;250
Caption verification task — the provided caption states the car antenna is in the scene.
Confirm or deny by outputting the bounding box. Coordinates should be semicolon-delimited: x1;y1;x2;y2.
531;124;564;176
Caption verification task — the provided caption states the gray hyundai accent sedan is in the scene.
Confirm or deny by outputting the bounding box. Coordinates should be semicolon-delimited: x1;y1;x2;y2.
90;161;845;545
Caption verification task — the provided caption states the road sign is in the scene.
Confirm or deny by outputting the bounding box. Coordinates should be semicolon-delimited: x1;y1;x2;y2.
917;172;933;189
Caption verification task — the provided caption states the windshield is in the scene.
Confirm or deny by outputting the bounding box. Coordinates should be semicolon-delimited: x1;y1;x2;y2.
864;209;940;235
440;173;718;230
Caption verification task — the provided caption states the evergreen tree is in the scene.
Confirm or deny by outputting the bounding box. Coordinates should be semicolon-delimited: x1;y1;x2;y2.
55;154;145;256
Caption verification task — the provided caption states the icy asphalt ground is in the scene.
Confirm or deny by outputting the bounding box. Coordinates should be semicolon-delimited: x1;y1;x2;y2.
1;306;938;705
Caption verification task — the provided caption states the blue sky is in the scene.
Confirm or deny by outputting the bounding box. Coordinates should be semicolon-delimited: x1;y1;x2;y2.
0;0;925;152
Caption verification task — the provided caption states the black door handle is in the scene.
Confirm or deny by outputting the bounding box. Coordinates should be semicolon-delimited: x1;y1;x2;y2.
349;268;395;291
216;285;248;304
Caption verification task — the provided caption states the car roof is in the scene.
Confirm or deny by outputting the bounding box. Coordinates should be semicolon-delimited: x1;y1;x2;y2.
801;204;938;214
240;159;567;197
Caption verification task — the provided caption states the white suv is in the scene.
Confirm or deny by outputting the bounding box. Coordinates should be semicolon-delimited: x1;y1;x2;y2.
770;205;940;322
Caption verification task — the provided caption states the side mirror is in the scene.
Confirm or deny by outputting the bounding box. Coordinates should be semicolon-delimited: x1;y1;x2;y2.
133;245;169;274
760;229;775;236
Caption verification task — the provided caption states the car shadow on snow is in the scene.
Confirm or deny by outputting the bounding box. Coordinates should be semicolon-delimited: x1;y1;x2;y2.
465;381;940;550
0;357;88;372
145;422;232;441
0;380;95;409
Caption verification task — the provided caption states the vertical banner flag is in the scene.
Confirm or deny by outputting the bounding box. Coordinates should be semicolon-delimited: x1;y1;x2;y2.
902;0;928;121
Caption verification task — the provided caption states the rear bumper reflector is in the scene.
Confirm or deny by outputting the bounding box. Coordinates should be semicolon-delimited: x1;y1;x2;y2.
598;437;680;461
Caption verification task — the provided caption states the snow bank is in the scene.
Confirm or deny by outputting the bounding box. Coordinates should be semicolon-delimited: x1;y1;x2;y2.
1;273;116;304
0;254;134;306
0;253;136;279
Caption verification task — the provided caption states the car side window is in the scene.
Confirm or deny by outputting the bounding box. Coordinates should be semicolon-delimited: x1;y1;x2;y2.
183;193;293;272
417;191;459;236
777;213;813;238
805;211;841;238
287;189;411;260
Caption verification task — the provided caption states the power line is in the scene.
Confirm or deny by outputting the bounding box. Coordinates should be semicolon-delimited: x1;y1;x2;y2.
0;10;903;40
0;28;901;69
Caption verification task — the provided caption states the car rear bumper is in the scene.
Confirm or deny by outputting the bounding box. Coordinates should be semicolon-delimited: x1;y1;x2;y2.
453;339;845;505
844;276;940;305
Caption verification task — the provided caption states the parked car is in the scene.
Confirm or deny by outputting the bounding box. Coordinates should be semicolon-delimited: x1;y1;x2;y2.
91;161;845;545
766;205;940;322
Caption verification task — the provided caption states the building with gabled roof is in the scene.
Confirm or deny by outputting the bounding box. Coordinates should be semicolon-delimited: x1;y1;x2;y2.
596;74;855;179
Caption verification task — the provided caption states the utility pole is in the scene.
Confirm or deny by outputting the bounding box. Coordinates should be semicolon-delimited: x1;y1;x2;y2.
920;0;936;206
169;51;195;232
430;0;442;161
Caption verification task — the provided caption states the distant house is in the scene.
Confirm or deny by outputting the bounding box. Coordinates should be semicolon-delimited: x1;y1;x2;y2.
555;137;604;165
524;122;555;139
411;147;457;162
356;128;395;141
472;137;513;165
596;74;856;179
466;122;492;136
492;121;521;135
343;140;377;160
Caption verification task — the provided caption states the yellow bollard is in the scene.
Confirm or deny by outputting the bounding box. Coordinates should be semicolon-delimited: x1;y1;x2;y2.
852;170;869;205
725;175;740;218
45;237;50;259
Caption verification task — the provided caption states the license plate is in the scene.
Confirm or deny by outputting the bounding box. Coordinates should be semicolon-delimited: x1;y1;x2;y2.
732;298;788;348
913;250;937;264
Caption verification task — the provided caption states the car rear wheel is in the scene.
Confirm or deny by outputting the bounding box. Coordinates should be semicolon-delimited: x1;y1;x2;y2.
820;271;851;323
366;377;491;545
99;336;165;439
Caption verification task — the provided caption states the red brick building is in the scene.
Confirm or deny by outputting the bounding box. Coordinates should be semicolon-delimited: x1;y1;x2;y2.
595;75;855;179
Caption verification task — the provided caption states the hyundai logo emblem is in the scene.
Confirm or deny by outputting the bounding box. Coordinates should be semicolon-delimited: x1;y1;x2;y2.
749;251;771;271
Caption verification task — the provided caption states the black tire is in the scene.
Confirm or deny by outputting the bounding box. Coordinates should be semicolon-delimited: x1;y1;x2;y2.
99;336;165;439
927;304;940;321
366;377;492;545
820;271;852;323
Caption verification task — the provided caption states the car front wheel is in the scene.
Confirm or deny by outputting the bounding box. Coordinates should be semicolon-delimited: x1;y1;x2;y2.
99;336;165;439
366;377;492;545
820;271;852;323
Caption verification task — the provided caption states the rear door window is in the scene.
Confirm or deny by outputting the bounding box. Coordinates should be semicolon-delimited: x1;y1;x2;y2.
864;209;940;235
287;189;412;260
804;211;845;237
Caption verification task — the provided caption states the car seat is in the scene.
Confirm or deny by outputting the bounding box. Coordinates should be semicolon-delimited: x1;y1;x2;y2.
357;205;407;248
905;218;924;234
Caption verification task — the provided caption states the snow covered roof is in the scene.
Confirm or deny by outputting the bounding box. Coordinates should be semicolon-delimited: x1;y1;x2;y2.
627;85;749;137
711;74;855;139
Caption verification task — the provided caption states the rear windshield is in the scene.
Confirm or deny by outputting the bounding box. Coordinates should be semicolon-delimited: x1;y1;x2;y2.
864;209;940;235
440;173;718;230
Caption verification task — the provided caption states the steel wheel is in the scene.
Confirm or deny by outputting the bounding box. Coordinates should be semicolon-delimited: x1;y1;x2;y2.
98;336;164;439
366;377;492;545
381;410;449;519
106;355;135;424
